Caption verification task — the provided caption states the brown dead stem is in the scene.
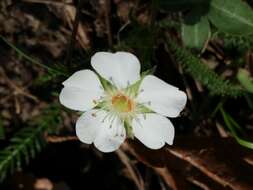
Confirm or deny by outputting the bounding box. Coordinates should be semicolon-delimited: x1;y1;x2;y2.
0;67;38;102
116;149;145;190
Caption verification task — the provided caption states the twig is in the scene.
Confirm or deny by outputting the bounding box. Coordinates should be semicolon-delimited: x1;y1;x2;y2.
14;96;21;114
116;149;145;190
157;176;167;190
104;0;113;47
45;134;78;143
65;0;83;67
0;67;39;102
186;177;211;190
150;0;158;27
144;167;152;190
244;155;253;167
117;20;130;45
154;168;178;190
22;0;73;6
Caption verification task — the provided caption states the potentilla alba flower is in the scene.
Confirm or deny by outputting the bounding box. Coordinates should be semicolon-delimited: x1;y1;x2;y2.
59;52;187;152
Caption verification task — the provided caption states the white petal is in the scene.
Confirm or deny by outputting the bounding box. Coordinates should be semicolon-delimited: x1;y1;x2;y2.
76;110;103;144
76;109;126;153
59;87;103;111
91;52;140;89
94;116;126;153
60;70;104;111
62;69;103;92
137;75;187;117
132;113;175;149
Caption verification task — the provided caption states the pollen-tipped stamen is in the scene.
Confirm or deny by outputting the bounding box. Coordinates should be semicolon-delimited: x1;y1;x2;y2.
111;93;135;113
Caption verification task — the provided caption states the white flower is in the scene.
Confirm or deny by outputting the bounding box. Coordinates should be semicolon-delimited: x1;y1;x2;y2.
59;52;187;152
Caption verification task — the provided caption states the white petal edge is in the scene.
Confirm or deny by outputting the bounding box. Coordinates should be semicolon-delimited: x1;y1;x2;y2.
132;113;175;149
76;109;126;153
62;69;103;93
137;75;187;117
91;52;141;89
59;86;103;111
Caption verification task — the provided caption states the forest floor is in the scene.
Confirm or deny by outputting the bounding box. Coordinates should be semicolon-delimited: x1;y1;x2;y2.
1;0;253;190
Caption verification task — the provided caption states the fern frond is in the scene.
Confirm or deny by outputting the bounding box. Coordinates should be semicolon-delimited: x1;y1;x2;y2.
166;40;243;97
0;105;61;182
215;32;253;52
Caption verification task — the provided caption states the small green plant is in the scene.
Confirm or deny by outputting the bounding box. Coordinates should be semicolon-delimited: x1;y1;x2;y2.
0;105;61;181
166;40;243;97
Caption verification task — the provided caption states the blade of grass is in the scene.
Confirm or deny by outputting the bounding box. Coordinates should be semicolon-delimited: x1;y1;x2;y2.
226;113;245;134
0;35;67;76
220;107;253;149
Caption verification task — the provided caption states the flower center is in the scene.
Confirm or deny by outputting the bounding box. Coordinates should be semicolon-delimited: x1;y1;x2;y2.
111;94;134;113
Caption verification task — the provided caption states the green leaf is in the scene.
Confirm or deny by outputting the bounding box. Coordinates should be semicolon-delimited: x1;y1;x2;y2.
182;10;210;51
237;69;253;93
208;0;253;35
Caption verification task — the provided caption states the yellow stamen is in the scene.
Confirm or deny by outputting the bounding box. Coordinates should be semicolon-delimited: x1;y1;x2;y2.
111;93;134;113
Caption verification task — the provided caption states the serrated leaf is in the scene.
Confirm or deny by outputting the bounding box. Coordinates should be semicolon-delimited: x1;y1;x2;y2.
182;11;210;51
166;40;243;97
208;0;253;35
